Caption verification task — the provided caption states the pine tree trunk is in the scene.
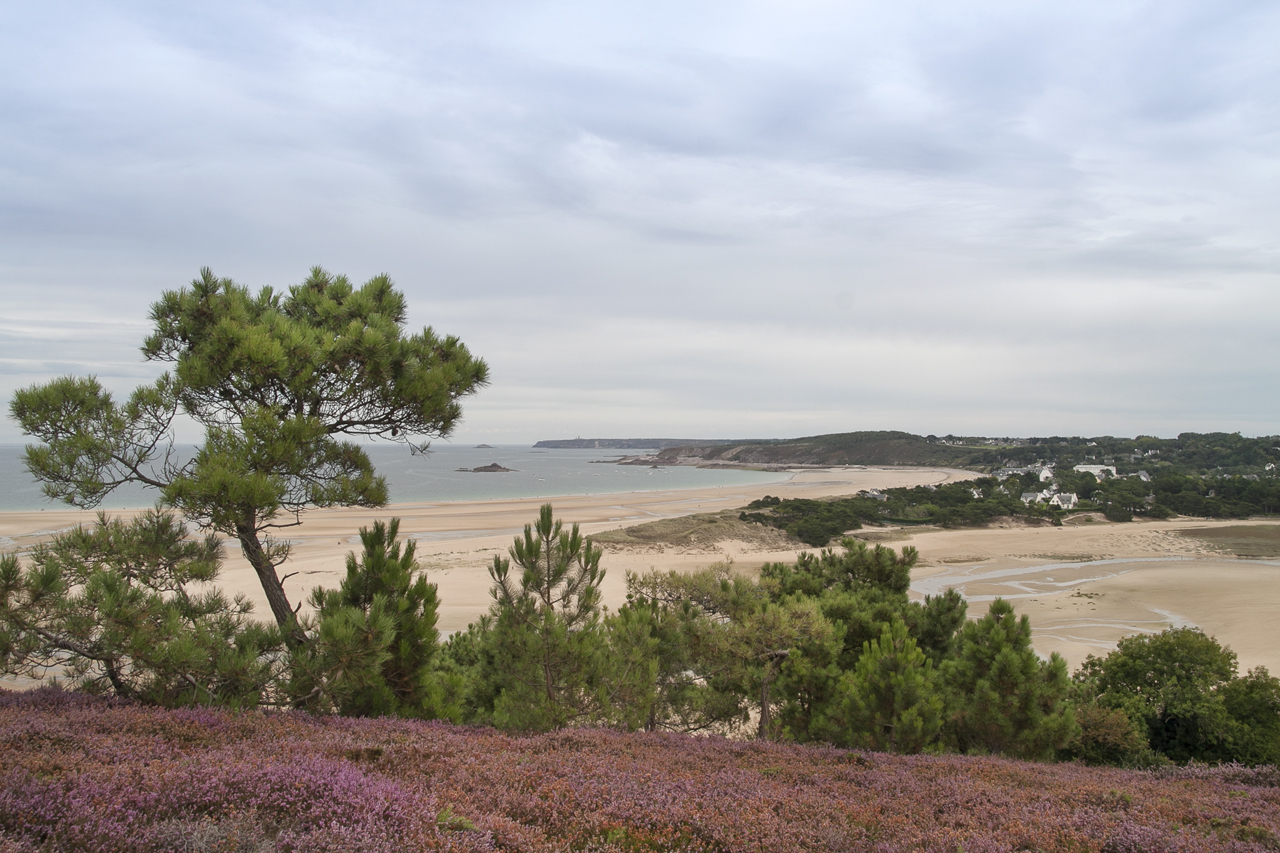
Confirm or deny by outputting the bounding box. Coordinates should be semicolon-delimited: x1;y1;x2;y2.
758;670;773;740
235;519;299;639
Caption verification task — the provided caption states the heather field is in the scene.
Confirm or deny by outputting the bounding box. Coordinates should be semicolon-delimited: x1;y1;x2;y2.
2;689;1278;853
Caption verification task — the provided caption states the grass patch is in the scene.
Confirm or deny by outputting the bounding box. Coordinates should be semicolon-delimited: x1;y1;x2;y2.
847;530;915;543
591;510;797;550
1175;525;1280;557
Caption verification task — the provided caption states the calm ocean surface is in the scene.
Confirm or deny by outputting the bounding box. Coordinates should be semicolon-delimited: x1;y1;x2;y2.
0;444;787;512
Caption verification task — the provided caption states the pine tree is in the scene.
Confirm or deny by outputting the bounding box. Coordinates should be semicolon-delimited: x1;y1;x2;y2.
762;538;918;598
626;563;838;740
0;512;277;708
299;518;451;718
942;598;1076;759
823;618;943;753
479;504;606;731
10;268;487;641
611;566;754;735
728;597;838;740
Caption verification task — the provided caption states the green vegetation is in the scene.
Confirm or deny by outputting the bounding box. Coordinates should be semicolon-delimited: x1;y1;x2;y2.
1148;474;1280;519
0;511;278;708
297;518;454;719
941;599;1074;760
1075;628;1280;766
1006;432;1280;477
821;618;944;753
5;268;487;714
3;280;1275;766
445;513;1280;765
469;504;607;731
9;267;487;639
661;429;1280;477
4;502;1277;767
740;471;1280;547
668;432;1280;539
740;479;1053;545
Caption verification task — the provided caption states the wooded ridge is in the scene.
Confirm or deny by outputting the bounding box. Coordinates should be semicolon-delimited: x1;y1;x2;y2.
644;430;1280;475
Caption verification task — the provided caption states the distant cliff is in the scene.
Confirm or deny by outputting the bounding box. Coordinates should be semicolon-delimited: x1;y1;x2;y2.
533;438;733;450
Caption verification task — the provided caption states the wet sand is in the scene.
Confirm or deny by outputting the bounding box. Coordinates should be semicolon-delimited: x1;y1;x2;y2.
907;520;1280;674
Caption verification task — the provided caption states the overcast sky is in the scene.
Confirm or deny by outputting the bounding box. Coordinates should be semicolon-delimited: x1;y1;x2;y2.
2;1;1277;445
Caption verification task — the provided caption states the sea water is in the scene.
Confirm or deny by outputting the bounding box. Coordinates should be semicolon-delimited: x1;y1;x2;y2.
0;444;787;512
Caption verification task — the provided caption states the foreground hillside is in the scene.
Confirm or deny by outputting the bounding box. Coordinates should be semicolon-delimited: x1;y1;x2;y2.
2;689;1277;853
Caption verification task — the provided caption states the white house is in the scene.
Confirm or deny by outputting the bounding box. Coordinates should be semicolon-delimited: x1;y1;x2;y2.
1049;493;1079;510
1073;464;1117;479
996;465;1055;482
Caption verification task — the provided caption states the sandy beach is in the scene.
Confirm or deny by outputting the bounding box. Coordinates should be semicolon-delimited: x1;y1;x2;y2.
3;466;1277;676
0;466;959;630
905;519;1280;674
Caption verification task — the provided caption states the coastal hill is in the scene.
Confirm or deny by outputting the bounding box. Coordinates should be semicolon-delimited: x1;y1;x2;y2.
533;438;734;450
654;430;1000;468
641;430;1280;476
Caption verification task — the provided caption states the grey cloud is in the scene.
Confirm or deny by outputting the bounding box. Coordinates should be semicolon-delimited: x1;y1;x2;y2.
1;0;1278;442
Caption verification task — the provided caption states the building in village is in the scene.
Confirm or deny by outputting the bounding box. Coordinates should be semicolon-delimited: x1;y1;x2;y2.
1049;492;1079;510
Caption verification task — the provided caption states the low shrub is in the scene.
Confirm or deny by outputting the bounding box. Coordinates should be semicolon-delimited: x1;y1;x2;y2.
2;687;1277;852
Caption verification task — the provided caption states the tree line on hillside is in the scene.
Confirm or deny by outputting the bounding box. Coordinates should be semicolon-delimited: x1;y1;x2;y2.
740;471;1280;547
993;432;1280;477
2;270;1276;769
659;430;1280;476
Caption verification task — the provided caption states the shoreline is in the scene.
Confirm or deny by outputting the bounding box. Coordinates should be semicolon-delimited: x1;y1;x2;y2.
0;464;970;631
3;466;1277;675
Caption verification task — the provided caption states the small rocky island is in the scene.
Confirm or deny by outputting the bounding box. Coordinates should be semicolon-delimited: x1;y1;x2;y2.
457;462;515;473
